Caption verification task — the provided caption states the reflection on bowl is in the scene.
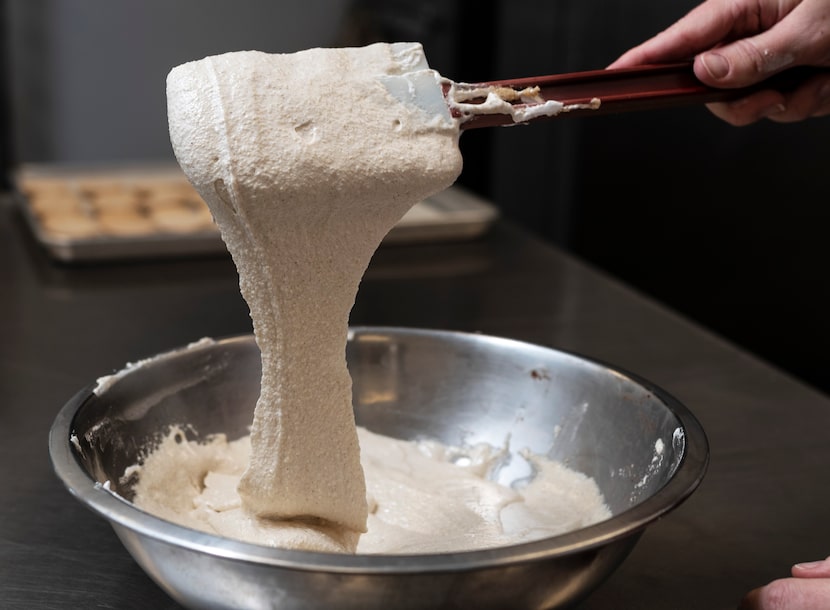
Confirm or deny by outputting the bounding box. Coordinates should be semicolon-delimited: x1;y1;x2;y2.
50;328;708;610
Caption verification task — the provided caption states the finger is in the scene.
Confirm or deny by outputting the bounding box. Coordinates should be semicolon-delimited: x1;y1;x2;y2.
767;73;830;122
609;0;743;68
792;556;830;579
705;90;787;126
738;576;830;609
704;71;830;124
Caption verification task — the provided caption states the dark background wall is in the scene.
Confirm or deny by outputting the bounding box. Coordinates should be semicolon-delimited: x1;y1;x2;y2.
348;0;830;396
4;0;830;395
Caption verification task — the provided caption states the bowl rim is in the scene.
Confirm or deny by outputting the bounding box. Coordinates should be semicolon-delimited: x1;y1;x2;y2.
49;327;709;574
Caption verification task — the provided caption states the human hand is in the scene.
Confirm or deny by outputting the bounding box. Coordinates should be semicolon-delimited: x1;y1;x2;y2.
738;557;830;609
608;0;830;125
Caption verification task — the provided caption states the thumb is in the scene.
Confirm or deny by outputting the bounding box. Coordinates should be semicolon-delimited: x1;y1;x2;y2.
792;556;830;579
694;16;806;87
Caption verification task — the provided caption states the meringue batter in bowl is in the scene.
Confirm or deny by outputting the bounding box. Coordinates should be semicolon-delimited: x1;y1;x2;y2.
50;328;708;610
50;42;706;609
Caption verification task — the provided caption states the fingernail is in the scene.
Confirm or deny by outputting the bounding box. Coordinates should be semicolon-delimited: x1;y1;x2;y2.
701;52;730;80
795;560;825;570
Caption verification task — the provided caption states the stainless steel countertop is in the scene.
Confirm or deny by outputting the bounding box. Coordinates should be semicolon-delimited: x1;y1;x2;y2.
2;197;828;609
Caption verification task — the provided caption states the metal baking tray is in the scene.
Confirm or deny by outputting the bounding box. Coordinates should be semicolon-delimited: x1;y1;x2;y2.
15;163;499;263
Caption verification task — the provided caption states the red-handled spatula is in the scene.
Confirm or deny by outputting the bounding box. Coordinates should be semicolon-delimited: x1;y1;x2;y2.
445;62;825;128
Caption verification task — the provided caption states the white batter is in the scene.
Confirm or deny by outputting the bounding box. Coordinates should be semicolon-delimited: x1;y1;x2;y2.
160;42;609;554
167;43;462;551
129;426;611;554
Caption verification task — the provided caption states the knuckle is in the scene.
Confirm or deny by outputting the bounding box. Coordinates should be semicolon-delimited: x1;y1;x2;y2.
754;579;794;610
734;39;783;74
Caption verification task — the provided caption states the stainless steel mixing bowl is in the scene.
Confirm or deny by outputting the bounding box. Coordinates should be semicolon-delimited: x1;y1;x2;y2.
50;328;708;610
